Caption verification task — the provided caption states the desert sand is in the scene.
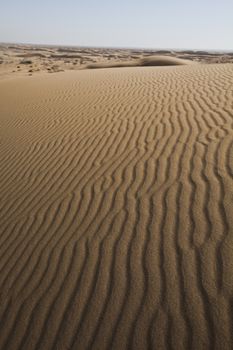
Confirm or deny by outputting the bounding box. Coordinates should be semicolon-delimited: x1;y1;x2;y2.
0;57;233;350
1;43;233;79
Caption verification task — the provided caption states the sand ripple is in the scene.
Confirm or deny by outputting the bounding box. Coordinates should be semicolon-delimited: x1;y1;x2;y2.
0;64;233;349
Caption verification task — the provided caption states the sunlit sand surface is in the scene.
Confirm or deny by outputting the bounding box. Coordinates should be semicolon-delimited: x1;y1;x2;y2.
0;63;233;349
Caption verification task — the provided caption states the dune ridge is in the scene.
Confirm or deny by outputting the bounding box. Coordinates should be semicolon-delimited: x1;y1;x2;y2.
0;64;233;350
84;55;195;69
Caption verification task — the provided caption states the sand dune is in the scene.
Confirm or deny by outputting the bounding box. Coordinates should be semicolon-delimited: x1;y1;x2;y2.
84;55;195;69
1;44;233;79
0;64;233;350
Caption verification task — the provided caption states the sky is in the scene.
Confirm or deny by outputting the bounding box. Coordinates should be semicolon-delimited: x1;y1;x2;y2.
0;0;233;50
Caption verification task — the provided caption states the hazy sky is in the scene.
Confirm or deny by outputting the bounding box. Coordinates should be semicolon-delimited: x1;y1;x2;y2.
1;0;233;50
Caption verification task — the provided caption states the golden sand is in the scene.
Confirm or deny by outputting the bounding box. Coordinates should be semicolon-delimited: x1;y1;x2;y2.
0;63;233;349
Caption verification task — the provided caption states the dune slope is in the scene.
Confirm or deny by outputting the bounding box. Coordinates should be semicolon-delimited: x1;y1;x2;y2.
0;64;233;350
84;55;195;69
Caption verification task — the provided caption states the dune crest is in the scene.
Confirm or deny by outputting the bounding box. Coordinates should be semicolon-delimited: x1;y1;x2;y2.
0;64;233;349
84;55;196;69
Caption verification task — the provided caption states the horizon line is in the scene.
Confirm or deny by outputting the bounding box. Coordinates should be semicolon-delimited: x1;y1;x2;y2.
1;41;233;53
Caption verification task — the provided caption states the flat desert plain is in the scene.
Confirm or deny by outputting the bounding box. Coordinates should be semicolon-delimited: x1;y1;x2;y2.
0;46;233;350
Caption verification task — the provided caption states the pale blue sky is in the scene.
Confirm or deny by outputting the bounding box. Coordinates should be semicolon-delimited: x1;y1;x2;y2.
0;0;232;50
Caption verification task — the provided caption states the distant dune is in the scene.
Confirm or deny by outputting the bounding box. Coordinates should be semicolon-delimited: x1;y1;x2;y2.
84;55;195;69
1;44;233;79
0;64;233;350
